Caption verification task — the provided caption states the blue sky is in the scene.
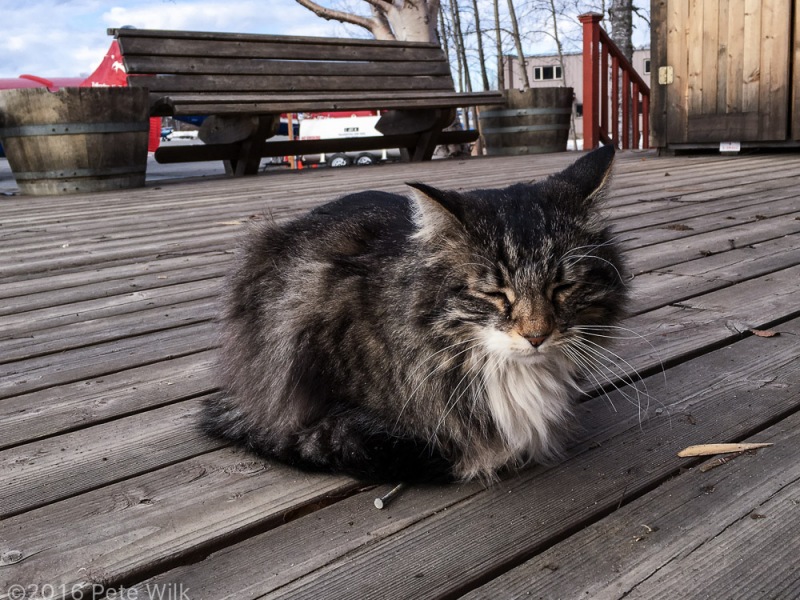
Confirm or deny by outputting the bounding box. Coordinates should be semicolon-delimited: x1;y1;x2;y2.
0;1;342;78
0;1;649;81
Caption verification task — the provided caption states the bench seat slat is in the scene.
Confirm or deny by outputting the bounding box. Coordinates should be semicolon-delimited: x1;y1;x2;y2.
151;92;501;116
118;38;445;63
158;91;505;105
124;56;453;77
132;74;455;94
164;98;500;117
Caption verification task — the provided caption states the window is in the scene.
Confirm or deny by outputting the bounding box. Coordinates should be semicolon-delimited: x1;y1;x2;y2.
644;59;651;75
532;65;563;81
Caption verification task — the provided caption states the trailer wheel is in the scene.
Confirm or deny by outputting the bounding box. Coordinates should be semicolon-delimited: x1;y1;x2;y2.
328;153;351;168
355;152;377;166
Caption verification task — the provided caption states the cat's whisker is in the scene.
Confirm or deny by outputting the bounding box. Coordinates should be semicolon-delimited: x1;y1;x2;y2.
569;338;647;401
557;236;622;265
393;337;485;434
573;335;657;410
567;338;658;424
572;324;668;387
566;343;646;418
571;329;648;340
560;346;618;412
459;352;504;453
433;347;491;439
561;254;626;284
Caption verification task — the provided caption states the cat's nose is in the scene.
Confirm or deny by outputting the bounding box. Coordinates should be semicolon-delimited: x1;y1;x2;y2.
525;333;550;348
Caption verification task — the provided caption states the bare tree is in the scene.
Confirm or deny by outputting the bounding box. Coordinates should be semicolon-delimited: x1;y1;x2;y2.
470;0;491;91
295;0;440;42
542;0;579;149
506;0;531;89
493;0;504;90
608;0;634;62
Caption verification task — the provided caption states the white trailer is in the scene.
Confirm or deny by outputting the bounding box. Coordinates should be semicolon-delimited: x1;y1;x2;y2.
298;115;399;167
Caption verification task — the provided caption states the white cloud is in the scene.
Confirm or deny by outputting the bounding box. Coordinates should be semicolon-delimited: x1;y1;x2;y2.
102;2;337;37
0;0;338;78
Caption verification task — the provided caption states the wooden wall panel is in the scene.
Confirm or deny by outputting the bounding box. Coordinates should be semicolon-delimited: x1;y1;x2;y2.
665;0;690;144
650;0;668;147
741;0;764;115
758;0;791;139
702;0;721;115
686;0;704;118
725;0;746;114
653;0;794;146
793;0;800;139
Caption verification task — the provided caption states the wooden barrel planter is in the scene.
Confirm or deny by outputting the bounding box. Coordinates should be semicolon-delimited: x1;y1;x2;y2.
0;87;149;195
479;88;574;155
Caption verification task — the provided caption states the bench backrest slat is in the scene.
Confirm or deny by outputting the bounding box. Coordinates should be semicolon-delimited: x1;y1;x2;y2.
110;28;442;49
119;38;446;64
118;29;444;62
125;56;452;78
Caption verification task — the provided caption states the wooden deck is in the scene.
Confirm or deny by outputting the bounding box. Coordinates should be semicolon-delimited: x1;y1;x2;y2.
1;150;798;600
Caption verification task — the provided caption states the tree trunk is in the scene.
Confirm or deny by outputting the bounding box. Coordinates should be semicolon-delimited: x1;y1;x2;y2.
386;0;440;42
608;0;634;62
450;0;472;93
471;0;491;91
493;0;504;90
546;0;577;151
294;0;440;43
506;0;530;89
609;0;635;147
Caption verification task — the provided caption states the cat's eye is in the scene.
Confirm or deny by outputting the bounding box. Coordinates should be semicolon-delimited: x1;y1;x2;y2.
552;282;576;298
484;291;512;312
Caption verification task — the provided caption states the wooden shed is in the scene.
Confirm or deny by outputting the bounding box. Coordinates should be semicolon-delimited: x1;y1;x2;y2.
651;0;799;150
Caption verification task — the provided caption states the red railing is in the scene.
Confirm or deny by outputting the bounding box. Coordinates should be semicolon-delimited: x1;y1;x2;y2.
579;12;650;150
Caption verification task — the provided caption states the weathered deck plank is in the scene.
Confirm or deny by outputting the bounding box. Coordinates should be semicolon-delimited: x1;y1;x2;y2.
0;150;798;600
463;406;800;600
0;352;215;450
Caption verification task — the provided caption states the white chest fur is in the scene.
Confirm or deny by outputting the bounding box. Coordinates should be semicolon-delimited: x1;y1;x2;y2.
481;354;578;461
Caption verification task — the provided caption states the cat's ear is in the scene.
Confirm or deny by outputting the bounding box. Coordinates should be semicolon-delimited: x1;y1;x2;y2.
557;144;615;205
407;182;466;241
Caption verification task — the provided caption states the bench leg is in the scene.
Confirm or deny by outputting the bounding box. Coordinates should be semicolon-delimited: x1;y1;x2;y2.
222;116;279;176
408;109;456;162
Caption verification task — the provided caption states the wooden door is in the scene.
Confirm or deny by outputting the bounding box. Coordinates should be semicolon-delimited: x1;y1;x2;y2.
653;0;793;146
793;2;800;138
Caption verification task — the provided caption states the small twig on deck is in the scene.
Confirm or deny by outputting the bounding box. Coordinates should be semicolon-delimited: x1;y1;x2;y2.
699;451;745;473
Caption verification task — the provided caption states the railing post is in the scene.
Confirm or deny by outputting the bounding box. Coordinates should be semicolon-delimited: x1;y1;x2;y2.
642;94;650;149
622;69;630;149
579;13;603;150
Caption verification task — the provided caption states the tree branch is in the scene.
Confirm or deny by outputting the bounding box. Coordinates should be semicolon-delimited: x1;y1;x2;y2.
632;5;651;26
294;0;379;34
362;0;394;8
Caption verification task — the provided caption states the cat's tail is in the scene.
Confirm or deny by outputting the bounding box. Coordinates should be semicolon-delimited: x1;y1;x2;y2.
201;395;455;484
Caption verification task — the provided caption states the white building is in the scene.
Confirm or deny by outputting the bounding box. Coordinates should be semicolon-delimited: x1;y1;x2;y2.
502;49;651;137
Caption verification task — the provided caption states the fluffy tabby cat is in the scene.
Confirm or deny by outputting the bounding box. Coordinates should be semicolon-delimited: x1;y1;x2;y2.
204;144;627;483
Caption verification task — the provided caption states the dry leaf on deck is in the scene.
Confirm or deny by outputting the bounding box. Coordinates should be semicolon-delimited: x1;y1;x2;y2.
750;329;779;338
677;442;773;457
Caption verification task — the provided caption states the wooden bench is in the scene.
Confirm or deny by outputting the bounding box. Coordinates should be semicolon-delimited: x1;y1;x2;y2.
110;28;504;175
